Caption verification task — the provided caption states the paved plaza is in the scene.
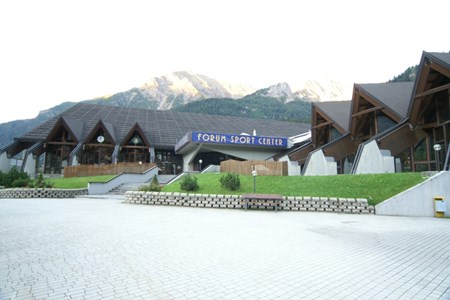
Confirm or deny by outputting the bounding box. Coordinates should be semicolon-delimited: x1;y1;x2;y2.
1;197;450;300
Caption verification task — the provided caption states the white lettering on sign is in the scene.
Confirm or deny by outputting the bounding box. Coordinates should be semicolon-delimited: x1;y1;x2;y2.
192;131;287;147
197;133;227;143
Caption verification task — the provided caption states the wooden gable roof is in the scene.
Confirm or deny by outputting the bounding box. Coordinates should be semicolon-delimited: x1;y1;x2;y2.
408;51;450;126
313;101;352;134
350;82;413;138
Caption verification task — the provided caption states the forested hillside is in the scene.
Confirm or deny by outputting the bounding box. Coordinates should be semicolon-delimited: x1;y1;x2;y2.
174;95;311;123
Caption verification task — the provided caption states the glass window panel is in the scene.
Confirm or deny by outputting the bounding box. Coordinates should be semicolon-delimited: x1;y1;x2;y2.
330;127;342;141
377;111;396;133
414;138;427;161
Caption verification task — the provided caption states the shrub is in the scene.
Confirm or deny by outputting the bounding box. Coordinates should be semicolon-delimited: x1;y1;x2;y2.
219;173;240;191
1;167;31;188
140;175;161;192
12;178;31;188
179;174;199;191
31;172;54;188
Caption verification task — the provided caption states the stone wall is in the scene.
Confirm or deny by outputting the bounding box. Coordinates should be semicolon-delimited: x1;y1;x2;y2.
0;188;87;198
125;192;374;214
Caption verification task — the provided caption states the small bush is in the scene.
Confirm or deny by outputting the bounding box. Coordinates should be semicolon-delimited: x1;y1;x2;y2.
30;172;54;188
1;167;30;188
179;174;199;191
12;178;31;188
140;175;161;192
219;173;240;191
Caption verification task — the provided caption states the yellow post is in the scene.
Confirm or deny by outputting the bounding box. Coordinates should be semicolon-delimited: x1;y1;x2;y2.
434;196;446;218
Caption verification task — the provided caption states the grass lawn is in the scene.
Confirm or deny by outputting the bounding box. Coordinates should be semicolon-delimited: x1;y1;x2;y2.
162;172;426;206
47;175;115;189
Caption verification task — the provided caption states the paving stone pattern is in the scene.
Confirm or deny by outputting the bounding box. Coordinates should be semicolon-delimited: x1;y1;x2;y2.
125;192;375;214
1;198;450;299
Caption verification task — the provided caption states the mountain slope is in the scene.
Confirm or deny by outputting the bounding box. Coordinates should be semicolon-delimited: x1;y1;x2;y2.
0;73;350;147
388;65;418;83
0;102;76;149
95;71;256;110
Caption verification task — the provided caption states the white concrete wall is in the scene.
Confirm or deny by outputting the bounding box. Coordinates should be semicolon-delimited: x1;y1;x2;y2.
354;141;395;174
88;167;159;195
303;150;337;176
0;151;10;172
376;171;450;217
182;146;202;172
278;155;301;176
23;152;36;177
201;145;280;161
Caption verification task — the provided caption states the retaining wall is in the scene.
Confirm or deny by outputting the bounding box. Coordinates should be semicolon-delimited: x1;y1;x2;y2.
0;188;87;198
375;171;450;217
125;192;374;214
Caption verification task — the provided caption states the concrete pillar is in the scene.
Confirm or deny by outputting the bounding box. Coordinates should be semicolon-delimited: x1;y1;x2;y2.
0;151;11;173
181;145;202;172
22;152;37;177
278;155;301;176
303;149;337;176
353;141;395;174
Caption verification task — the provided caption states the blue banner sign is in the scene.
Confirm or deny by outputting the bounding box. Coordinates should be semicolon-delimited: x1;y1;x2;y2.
192;131;288;148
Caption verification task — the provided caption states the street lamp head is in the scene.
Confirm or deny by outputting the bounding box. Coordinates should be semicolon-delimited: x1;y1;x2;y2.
252;170;257;177
199;159;203;164
433;144;442;151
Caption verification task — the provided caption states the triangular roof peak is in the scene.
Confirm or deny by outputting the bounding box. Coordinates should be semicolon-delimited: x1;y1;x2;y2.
408;51;450;125
61;116;84;142
355;82;414;120
45;116;82;144
84;119;117;144
313;101;352;133
121;122;151;147
425;52;450;69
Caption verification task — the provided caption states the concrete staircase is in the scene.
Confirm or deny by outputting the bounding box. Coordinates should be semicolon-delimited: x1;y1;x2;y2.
108;175;177;195
108;182;144;195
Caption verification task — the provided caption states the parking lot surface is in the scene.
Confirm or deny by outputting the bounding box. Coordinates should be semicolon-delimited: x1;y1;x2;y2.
1;197;450;300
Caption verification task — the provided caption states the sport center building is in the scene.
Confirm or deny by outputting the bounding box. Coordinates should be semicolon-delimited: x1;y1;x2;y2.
1;51;449;177
0;104;311;176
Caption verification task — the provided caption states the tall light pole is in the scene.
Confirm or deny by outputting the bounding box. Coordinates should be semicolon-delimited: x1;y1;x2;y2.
434;144;442;171
252;169;257;193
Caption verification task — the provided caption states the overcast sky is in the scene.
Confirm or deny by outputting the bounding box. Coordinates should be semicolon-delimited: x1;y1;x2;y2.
0;0;449;123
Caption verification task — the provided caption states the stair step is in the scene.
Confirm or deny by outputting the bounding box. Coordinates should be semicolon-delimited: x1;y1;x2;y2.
107;175;177;195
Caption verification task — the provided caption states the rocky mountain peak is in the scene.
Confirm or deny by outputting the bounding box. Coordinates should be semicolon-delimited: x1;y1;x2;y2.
251;82;295;102
265;82;293;98
294;79;352;101
141;71;256;109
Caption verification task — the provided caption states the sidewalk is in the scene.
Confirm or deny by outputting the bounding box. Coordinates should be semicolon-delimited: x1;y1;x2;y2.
0;197;449;299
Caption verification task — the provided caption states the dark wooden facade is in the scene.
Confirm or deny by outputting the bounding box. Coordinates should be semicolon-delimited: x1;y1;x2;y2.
293;52;450;174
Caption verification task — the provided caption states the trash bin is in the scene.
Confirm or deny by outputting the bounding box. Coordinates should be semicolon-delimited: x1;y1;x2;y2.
434;196;446;218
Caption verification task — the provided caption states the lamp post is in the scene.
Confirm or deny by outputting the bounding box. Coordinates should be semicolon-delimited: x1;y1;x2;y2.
139;160;142;173
199;159;203;172
433;144;442;171
252;169;257;193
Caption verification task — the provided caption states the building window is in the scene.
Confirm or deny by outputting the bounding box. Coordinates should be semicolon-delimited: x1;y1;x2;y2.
376;111;396;134
330;127;342;141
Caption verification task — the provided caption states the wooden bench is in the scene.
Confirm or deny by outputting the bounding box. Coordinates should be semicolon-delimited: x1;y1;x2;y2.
241;193;283;212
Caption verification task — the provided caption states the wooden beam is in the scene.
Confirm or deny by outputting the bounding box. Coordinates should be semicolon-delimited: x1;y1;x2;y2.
84;143;115;148
121;145;149;149
430;62;450;79
47;142;77;146
415;83;450;99
312;121;333;129
415;62;432;95
351;106;382;118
